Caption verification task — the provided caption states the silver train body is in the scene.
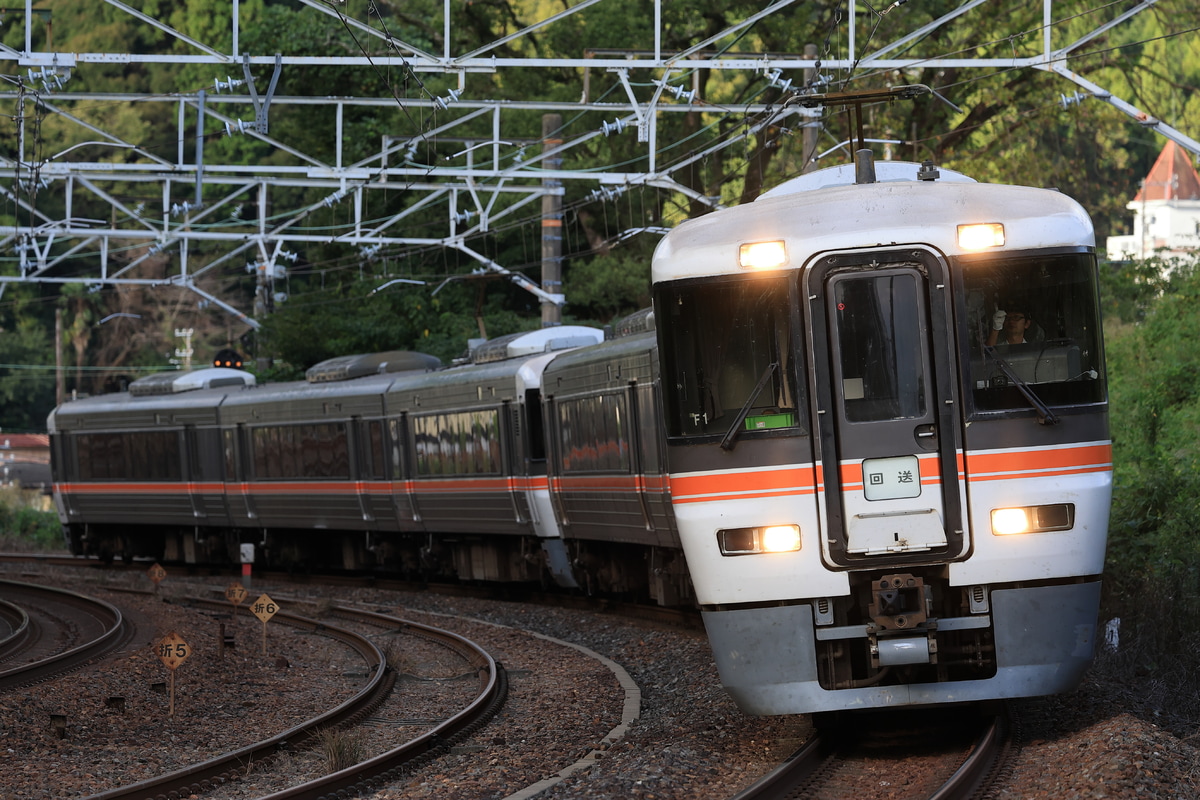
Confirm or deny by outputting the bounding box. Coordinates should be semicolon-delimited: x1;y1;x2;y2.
49;158;1110;715
49;323;690;606
650;159;1110;714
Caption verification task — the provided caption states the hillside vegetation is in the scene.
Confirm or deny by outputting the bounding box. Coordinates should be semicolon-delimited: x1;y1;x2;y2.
1096;253;1200;723
2;1;1200;421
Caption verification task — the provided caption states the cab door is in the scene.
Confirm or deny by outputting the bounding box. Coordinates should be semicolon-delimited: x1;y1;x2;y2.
807;250;965;567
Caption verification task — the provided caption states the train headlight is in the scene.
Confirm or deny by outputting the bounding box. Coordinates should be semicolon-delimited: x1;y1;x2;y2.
739;240;788;270
762;525;802;552
718;524;801;555
991;503;1075;535
957;223;1005;250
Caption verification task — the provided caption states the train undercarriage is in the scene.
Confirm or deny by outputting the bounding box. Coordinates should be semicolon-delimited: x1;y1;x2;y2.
66;522;694;606
813;568;997;691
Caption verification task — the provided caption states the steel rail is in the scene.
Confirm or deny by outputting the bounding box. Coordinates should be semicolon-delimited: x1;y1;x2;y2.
257;603;506;800
0;597;32;660
0;579;127;690
80;597;504;800
81;596;392;800
930;711;1009;800
731;710;1007;800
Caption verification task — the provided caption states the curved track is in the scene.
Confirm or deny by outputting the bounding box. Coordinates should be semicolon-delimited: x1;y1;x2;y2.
0;597;31;652
81;596;505;800
0;579;128;689
734;706;1012;800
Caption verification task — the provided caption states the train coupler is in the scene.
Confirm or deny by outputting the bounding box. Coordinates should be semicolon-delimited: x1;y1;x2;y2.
867;573;938;667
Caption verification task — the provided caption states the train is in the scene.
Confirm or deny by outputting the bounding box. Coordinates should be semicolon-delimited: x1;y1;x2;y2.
49;147;1111;716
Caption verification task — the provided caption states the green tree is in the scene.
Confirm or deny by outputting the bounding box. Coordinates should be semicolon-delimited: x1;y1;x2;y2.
1103;253;1200;592
563;248;653;323
0;323;56;430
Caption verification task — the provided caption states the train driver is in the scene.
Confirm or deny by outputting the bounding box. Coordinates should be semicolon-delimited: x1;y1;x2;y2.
986;306;1033;348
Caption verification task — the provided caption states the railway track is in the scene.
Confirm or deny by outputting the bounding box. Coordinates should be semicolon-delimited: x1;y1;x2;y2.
80;595;505;800
0;551;705;631
0;579;129;689
4;558;1031;800
733;706;1012;800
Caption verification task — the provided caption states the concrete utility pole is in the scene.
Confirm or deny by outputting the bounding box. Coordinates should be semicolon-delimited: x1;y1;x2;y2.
541;114;563;327
54;308;63;407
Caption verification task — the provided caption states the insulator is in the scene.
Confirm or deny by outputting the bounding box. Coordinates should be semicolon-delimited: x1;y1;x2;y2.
213;76;244;93
224;119;258;136
600;118;627;137
434;88;462;110
322;189;348;208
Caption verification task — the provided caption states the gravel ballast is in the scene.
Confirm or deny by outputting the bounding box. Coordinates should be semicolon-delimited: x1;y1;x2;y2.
1;563;1197;800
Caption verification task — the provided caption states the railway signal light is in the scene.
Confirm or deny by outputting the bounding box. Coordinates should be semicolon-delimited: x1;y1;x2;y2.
213;348;244;369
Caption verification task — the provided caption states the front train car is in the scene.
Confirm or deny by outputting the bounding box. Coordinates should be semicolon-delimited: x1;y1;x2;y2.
652;157;1110;714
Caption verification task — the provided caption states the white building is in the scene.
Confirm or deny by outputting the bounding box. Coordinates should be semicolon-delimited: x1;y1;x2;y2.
1106;140;1200;261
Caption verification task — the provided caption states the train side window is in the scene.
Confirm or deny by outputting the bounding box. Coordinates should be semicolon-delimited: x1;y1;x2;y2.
557;392;631;473
251;427;269;478
76;434;93;480
327;424;349;477
138;431;180;482
413;410;502;476
960;252;1105;412
223;429;237;480
366;421;386;478
129;434;148;479
301;425;320;475
388;419;404;477
280;426;300;477
656;275;802;438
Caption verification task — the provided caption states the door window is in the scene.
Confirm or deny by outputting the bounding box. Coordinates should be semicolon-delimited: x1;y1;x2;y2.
831;272;928;423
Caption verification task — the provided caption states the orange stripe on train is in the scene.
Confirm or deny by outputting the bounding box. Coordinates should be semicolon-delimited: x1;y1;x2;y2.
669;467;819;503
964;443;1112;479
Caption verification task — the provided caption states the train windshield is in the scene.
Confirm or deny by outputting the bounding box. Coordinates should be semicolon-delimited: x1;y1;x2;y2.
656;275;802;438
960;252;1105;412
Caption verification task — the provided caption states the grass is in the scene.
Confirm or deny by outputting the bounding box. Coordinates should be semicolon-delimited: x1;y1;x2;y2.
378;634;411;674
318;727;366;773
1093;566;1200;737
0;485;65;552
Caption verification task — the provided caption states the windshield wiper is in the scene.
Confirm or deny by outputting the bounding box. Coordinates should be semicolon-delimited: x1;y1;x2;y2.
983;346;1060;425
720;362;779;451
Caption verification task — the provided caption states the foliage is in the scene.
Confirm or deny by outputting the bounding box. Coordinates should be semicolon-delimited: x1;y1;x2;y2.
1102;252;1200;597
319;728;366;773
562;247;653;323
0;286;57;432
257;275;543;369
1;0;1199;438
0;486;63;552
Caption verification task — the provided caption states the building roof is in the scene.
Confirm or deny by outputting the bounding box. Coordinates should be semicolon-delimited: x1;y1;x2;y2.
1;434;50;450
1133;140;1200;202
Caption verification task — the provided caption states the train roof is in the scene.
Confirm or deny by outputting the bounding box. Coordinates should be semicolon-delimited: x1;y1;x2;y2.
127;367;256;396
49;327;610;430
305;350;441;382
385;347;570;410
542;329;658;397
218;370;399;423
651;160;1095;284
759;161;977;196
48;379;251;430
219;326;607;419
469;325;604;363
